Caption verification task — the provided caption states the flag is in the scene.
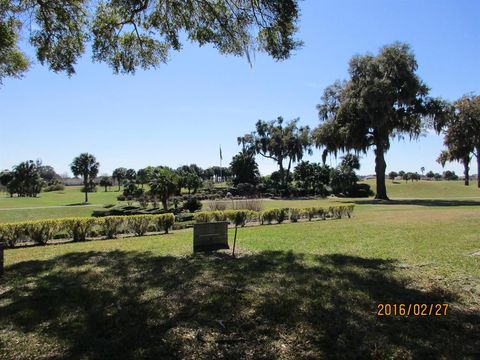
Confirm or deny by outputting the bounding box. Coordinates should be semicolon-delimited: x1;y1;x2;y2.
219;146;223;160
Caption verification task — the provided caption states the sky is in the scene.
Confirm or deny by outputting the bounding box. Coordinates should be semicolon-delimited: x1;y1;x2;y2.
1;0;479;177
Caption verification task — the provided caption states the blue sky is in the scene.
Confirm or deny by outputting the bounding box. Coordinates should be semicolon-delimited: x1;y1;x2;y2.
1;0;479;176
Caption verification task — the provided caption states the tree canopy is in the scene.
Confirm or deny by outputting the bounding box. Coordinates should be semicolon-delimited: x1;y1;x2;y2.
313;42;451;200
239;116;311;193
436;94;480;187
0;0;301;85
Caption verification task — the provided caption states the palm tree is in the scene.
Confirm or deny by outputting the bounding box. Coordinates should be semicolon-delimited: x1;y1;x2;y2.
71;153;99;203
112;167;127;191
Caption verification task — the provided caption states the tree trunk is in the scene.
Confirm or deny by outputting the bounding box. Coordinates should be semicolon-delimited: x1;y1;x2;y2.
477;147;480;188
374;146;389;200
84;179;88;203
463;155;470;186
162;199;168;211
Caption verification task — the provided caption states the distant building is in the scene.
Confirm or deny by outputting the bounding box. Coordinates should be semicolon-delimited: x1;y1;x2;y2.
62;177;83;186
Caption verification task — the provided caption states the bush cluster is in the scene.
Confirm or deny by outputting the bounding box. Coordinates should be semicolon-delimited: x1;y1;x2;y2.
194;205;355;227
0;214;176;248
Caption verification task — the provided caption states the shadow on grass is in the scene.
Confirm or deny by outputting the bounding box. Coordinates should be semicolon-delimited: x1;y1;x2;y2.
353;199;480;207
1;251;478;359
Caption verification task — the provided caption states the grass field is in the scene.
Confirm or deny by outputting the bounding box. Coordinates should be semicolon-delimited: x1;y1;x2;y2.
0;180;478;223
1;194;479;358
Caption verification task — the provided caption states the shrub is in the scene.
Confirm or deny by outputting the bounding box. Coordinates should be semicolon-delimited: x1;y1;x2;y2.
154;213;175;234
43;183;65;192
193;212;213;223
289;208;301;222
226;210;250;227
65;218;97;242
0;223;24;247
98;216;125;239
276;208;289;224
117;194;126;201
26;220;61;245
183;197;203;212
127;215;152;236
261;209;277;224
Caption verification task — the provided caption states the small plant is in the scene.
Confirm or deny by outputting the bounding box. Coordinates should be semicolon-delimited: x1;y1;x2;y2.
127;216;151;236
289;208;301;222
0;223;24;248
183;197;203;212
99;216;125;239
65;218;97;242
154;214;175;234
276;208;289;224
26;220;61;245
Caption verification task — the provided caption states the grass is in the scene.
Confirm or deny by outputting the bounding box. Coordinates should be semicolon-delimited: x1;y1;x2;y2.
363;179;480;199
1;202;479;359
0;186;120;209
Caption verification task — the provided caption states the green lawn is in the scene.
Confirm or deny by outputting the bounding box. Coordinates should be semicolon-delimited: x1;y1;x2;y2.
363;178;480;199
1;202;479;359
0;186;120;209
0;180;478;223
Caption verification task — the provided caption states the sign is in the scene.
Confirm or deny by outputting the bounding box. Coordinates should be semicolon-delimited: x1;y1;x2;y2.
193;222;229;252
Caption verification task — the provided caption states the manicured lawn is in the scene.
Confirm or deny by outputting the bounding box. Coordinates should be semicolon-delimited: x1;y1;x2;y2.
0;186;120;209
363;179;480;199
1;202;479;359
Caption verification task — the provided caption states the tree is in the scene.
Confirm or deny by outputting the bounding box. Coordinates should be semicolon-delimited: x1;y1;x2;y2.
3;161;44;197
420;167;425;176
70;153;99;203
230;150;260;186
313;43;451;200
149;168;178;211
293;161;330;196
330;154;361;196
99;177;113;192
426;171;434;179
112;167;127;191
239;117;312;193
1;0;301;85
435;95;480;187
388;171;398;181
126;169;137;182
443;170;458;181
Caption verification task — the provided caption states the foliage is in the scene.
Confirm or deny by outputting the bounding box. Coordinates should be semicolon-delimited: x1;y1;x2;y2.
112;167;128;190
26;220;61;245
230;151;260;186
313;42;451;200
149;167;179;211
127;215;152;236
99;176;113;192
4;160;45;197
443;171;459;181
43;179;65;192
65;218;97;242
435;94;480;187
239;117;312;193
98;216;125;239
293;161;330;196
182;197;203;213
154;213;175;234
1;0;301;84
0;222;23;247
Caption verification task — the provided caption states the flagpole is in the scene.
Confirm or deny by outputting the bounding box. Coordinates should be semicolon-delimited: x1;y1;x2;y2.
219;145;222;183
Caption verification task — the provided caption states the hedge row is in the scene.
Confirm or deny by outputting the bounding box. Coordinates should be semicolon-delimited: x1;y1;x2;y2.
194;205;355;226
0;214;175;248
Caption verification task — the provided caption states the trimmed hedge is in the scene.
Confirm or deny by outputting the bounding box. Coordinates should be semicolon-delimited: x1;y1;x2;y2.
194;205;355;226
0;214;176;248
